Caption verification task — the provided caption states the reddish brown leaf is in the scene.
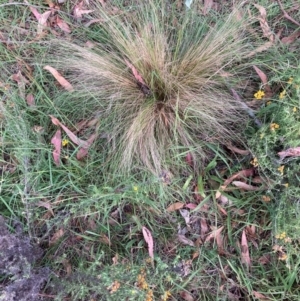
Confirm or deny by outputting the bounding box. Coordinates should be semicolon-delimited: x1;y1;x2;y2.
142;226;154;260
49;115;89;148
56;16;71;33
185;203;197;210
281;30;300;45
204;226;224;251
241;229;251;268
44;65;74;91
49;228;64;246
166;202;185;212
226;144;250;155
51;129;61;166
278;147;300;160
124;59;146;85
253;4;274;42
186;152;194;168
12;71;29;99
200;218;209;239
24;0;41;20
37;11;52;35
224;168;255;187
252;291;271;300
246;41;274;58
73;1;94;19
177;234;195;247
217;204;227;216
179;291;194;301
99;234;111;246
37;200;54;216
26;94;35;106
253;66;272;96
232;181;263;191
77;133;97;160
203;0;214;15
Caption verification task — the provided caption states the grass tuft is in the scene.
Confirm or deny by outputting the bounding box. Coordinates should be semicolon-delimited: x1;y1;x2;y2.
49;0;256;174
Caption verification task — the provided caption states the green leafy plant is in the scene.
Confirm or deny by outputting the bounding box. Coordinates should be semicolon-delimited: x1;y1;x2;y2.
50;0;257;174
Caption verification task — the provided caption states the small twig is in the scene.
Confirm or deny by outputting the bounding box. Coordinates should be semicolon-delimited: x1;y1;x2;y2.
277;0;300;27
231;89;262;127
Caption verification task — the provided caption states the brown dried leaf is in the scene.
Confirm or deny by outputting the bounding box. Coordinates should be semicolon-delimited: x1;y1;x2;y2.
44;65;74;91
200;218;209;239
281;30;300;45
185;203;197;210
226;144;250;155
246;41;274;58
278;147;300;160
204;226;224;251
73;1;94;19
241;229;251;268
56;16;71;33
252;291;271;300
49;115;89;148
232;181;262;191
77;133;97;160
37;200;54;217
37;11;52;35
99;234;111;246
177;234;195;247
124;59;146;85
12;71;29;99
26;94;35;106
166;202;185;212
142;226;154;260
51;129;61;166
253;66;272;96
253;4;274;42
179;291;194;301
49;228;64;246
24;0;41;20
224;168;255;187
203;0;214;15
62;259;72;276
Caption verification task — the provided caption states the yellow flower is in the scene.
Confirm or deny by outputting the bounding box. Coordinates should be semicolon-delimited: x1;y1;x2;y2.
62;139;69;146
279;253;288;261
254;90;265;100
266;101;272;105
133;186;138;192
270;123;279;131
162;291;172;301
262;195;271;202
283;183;289;188
146;289;154;301
279;90;286;99
250;157;259;167
277;165;284;175
288;77;293;84
276;232;286;239
293;107;297;113
107;281;120;294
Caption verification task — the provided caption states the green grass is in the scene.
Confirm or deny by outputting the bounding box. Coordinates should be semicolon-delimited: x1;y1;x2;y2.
1;0;300;300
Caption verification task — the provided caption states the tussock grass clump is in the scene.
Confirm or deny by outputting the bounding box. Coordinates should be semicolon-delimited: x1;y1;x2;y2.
51;0;254;174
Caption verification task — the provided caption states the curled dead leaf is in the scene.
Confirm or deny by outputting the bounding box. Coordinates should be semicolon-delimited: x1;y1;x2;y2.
51;129;62;166
166;202;185;212
142;226;154;260
241;229;251;268
232;181;263;191
44;65;74;91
